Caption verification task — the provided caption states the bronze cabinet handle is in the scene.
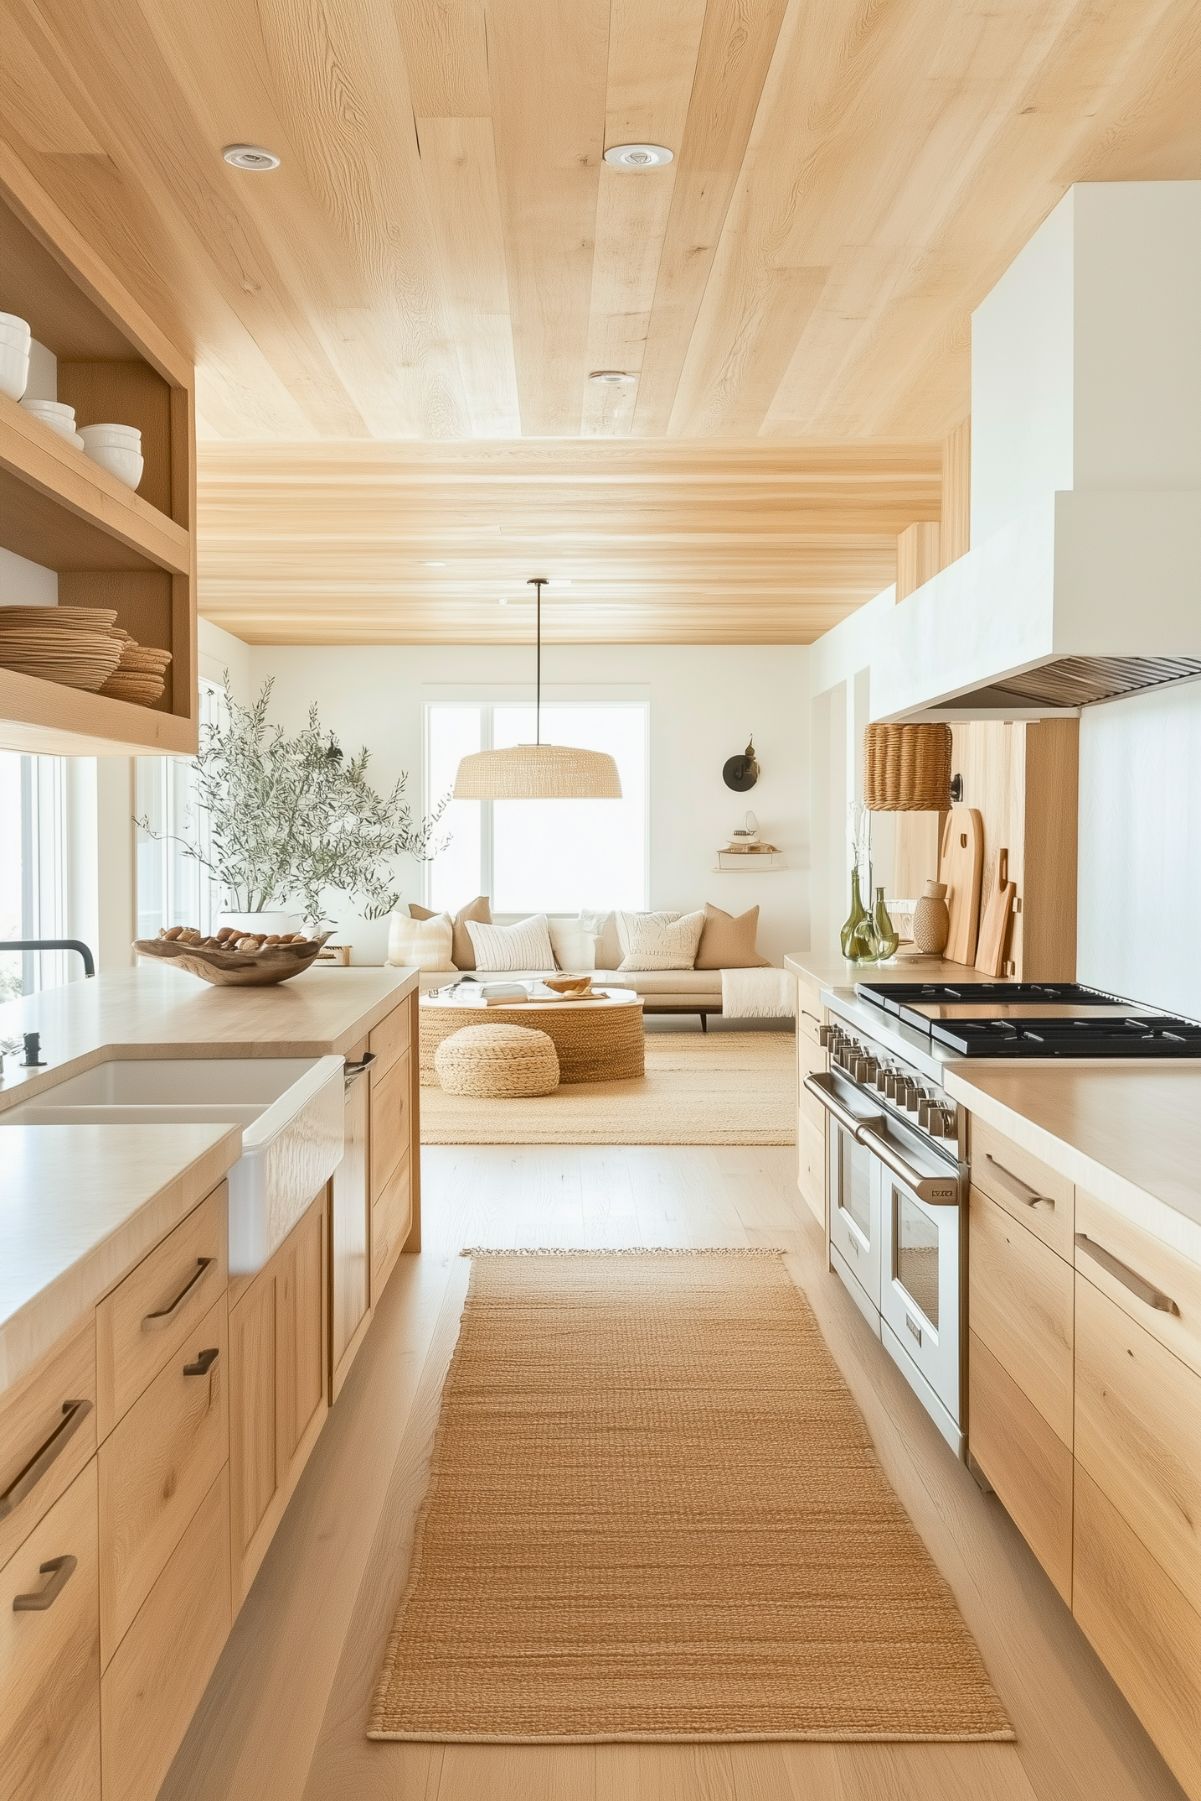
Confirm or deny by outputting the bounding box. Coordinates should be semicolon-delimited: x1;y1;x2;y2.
182;1347;220;1377
12;1554;77;1612
0;1398;92;1521
1075;1234;1181;1316
984;1152;1053;1209
142;1257;215;1331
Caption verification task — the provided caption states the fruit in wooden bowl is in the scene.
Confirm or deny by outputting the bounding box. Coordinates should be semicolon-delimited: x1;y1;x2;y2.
133;925;334;987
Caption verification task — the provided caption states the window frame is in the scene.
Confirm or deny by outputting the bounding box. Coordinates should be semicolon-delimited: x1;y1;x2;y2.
423;696;651;916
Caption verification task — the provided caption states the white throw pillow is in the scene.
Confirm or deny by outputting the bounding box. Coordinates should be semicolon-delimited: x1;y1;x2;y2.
466;914;556;972
615;909;705;972
548;914;598;972
387;911;454;971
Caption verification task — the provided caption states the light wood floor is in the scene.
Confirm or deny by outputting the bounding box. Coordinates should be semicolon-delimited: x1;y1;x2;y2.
161;1145;1185;1801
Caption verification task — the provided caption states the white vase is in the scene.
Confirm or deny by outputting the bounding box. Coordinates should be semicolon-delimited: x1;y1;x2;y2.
217;909;304;938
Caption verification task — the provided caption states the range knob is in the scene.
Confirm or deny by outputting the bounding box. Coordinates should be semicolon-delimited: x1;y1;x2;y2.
874;1064;891;1093
853;1055;879;1083
918;1096;937;1128
819;1023;840;1049
892;1075;915;1107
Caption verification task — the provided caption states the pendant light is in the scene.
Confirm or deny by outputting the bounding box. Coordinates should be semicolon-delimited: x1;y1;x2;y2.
452;579;623;800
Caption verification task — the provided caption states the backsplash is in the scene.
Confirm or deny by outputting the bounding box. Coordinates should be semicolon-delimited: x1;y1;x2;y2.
1077;679;1201;1018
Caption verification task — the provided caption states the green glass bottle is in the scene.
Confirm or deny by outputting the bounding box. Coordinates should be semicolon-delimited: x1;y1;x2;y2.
839;866;868;957
872;887;899;960
849;909;882;964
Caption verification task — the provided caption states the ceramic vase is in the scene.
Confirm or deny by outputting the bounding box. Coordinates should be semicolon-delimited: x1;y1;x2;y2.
911;880;950;954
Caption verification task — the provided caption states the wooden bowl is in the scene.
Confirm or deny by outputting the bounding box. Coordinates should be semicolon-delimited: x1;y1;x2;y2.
133;932;333;986
544;974;595;996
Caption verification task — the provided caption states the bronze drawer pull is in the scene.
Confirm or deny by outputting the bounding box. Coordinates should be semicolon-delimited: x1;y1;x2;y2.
1075;1234;1181;1315
0;1398;92;1520
182;1347;220;1377
984;1152;1053;1209
12;1554;77;1612
142;1257;215;1331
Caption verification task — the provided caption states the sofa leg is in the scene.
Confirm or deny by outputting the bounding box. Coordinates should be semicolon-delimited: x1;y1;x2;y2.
700;1010;708;1033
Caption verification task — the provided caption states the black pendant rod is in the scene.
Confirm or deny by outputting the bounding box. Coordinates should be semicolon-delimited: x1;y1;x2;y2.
529;577;546;746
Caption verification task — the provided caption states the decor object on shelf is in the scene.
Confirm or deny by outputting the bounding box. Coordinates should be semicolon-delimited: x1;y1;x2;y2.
616;908;705;972
136;675;448;924
434;1023;561;1099
0;311;31;400
911;880;950;954
722;738;760;792
453;579;621;800
465;914;557;972
729;809;760;845
939;804;985;964
99;631;171;705
839;866;869;958
20;395;82;445
974;850;1017;976
871;887;899;959
79;421;143;490
409;895;491;968
864;722;953;812
387;911;456;972
133;926;332;986
695;903;768;970
0;605;122;692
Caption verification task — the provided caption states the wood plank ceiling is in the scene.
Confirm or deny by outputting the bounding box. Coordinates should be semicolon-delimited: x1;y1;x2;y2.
1;0;1198;642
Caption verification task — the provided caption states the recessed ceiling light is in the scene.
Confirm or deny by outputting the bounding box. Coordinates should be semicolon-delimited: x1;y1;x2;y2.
588;369;636;385
497;597;509;607
604;143;673;170
222;144;281;171
422;560;448;568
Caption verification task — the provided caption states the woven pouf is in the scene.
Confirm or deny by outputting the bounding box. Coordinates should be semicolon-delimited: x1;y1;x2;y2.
433;1023;560;1099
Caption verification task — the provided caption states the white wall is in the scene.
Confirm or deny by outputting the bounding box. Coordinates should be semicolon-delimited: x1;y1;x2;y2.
239;643;812;965
1077;680;1201;1017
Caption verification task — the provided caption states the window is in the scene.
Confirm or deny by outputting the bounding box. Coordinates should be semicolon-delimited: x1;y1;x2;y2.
0;751;71;1000
425;701;648;914
136;678;223;936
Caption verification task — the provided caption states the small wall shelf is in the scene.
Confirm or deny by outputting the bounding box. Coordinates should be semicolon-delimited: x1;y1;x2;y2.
713;852;785;872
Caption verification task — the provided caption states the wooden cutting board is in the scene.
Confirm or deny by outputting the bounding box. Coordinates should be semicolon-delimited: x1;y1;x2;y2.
939;805;984;965
975;848;1017;977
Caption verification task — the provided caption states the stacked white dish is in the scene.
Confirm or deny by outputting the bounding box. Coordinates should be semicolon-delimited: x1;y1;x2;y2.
0;311;31;402
79;421;143;491
20;396;84;448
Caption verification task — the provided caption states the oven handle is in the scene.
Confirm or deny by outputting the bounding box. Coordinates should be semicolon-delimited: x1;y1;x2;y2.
802;1072;881;1140
855;1122;961;1207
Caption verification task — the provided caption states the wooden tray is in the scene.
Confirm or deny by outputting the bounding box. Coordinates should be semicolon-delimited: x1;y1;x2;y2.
133;932;332;986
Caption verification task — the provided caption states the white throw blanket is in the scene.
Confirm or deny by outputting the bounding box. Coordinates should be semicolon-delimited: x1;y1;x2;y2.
721;966;796;1019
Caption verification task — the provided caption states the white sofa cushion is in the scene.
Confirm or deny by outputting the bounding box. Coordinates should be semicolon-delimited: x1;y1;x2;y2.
465;913;556;972
388;911;455;971
548;915;598;972
615;909;705;972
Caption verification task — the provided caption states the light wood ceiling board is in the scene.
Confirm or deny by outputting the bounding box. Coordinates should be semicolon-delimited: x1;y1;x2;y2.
0;6;103;155
581;0;707;437
486;0;610;436
631;0;791;436
397;0;491;115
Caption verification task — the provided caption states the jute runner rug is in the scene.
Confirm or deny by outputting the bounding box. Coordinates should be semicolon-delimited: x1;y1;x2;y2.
369;1250;1012;1744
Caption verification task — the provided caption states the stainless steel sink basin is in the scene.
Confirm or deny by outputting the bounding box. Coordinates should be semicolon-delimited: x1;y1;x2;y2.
1;1056;345;1272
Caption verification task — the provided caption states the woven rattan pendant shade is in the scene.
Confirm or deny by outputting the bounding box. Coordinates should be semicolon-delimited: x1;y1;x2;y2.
452;577;622;801
864;722;952;811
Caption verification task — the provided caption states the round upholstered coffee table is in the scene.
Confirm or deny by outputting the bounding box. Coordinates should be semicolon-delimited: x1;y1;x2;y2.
420;986;644;1087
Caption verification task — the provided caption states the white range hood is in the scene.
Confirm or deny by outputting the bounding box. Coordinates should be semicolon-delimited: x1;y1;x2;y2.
873;183;1201;724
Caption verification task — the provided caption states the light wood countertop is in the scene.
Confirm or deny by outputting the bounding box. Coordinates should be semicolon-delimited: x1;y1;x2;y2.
784;947;982;991
0;1123;241;1392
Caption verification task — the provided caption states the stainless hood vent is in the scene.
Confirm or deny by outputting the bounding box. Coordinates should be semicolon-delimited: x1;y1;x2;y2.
951;655;1201;712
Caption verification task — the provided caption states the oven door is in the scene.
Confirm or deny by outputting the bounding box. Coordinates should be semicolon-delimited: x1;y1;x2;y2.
805;1070;883;1318
871;1122;963;1443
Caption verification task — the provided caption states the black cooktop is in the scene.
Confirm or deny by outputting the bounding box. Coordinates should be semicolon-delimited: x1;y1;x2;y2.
855;980;1201;1058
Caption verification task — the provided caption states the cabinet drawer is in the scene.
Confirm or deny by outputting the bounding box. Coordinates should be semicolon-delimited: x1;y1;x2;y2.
0;1459;100;1801
102;1465;231;1801
968;1331;1072;1601
795;987;823;1050
969;1117;1073;1257
1075;1274;1201;1613
0;1316;96;1573
372;1152;412;1299
1073;1464;1201;1801
968;1188;1074;1443
99;1292;228;1664
368;996;412;1077
370;1049;412;1200
96;1182;228;1434
795;1112;825;1229
1075;1187;1201;1378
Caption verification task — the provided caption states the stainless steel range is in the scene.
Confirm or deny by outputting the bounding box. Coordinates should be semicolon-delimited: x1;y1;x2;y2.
808;977;1201;1459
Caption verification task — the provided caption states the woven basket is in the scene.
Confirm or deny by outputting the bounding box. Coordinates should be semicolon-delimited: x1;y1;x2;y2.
864;723;952;812
435;1024;560;1098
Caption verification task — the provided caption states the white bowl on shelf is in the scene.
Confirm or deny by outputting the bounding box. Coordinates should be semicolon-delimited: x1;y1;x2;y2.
0;338;30;401
80;420;141;441
0;311;31;345
20;397;80;442
79;423;143;489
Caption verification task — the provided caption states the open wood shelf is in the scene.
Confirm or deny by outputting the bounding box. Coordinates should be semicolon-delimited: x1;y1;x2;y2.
0;666;196;757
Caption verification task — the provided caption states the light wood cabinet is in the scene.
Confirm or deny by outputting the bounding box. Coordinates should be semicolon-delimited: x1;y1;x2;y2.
968;1330;1073;1600
969;1115;1073;1258
1075;1186;1201;1378
372;1154;413;1303
369;1050;411;1200
0;1459;101;1801
229;1189;328;1607
0;1315;96;1574
330;1053;372;1401
793;972;826;1227
969;1186;1074;1442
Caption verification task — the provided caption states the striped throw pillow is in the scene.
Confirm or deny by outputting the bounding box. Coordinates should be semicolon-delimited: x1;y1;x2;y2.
465;914;556;972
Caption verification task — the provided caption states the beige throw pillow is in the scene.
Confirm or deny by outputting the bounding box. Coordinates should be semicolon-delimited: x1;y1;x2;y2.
387;911;454;971
616;909;705;972
695;902;768;970
465;914;556;972
548;915;598;972
410;895;491;968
